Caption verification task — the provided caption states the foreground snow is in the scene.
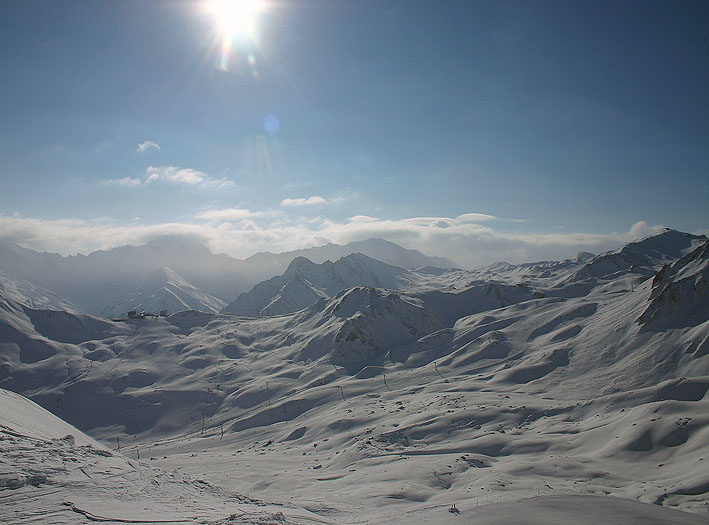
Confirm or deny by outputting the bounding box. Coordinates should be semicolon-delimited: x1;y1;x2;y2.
1;388;706;523
0;389;327;524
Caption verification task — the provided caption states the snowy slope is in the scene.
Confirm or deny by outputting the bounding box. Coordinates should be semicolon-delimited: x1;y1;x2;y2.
3;390;702;525
475;251;595;287
409;280;544;327
289;286;445;371
101;266;226;319
0;270;80;313
0;388;323;524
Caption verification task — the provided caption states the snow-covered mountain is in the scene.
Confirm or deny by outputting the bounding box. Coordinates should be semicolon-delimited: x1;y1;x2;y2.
0;238;251;315
223;252;547;319
246;237;456;272
571;228;706;281
477;251;595;287
0;237;454;318
286;286;445;371
222;253;414;316
101;266;226;319
1;229;708;522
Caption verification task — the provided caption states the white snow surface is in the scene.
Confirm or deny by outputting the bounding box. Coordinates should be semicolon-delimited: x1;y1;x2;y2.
0;388;326;524
1;229;708;523
0;270;80;313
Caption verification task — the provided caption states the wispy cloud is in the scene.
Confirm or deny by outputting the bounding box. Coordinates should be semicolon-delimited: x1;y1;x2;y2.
280;196;328;207
103;176;142;187
0;212;671;268
136;141;160;153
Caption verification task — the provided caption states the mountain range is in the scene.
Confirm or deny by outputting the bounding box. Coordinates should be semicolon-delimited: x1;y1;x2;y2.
222;253;415;316
0;228;708;523
0;237;453;318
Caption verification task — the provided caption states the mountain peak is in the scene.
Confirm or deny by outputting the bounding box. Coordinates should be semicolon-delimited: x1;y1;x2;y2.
571;229;706;282
223;251;413;317
622;228;705;260
100;265;226;318
572;252;595;264
638;239;709;329
286;256;317;272
339;252;382;263
142;266;190;289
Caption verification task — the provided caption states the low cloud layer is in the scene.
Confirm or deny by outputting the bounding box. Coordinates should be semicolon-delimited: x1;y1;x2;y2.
0;210;673;269
280;195;347;208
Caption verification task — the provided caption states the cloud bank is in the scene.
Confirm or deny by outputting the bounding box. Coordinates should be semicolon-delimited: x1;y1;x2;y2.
0;210;671;269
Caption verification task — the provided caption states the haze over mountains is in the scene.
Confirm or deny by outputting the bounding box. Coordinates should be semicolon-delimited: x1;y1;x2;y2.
1;229;708;523
0;237;453;319
100;266;227;320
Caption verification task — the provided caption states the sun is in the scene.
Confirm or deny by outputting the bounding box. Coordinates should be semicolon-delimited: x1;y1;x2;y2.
207;0;264;40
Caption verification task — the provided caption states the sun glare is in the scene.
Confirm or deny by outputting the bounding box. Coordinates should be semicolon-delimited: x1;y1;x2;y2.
208;0;264;40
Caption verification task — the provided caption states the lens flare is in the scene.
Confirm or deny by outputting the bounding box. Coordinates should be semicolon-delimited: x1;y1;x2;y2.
263;114;280;135
218;36;232;71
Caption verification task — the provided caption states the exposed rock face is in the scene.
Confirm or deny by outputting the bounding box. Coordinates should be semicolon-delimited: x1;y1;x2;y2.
638;240;709;330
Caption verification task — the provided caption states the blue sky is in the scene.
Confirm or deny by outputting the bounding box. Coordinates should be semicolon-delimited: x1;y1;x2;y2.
0;0;707;266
